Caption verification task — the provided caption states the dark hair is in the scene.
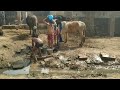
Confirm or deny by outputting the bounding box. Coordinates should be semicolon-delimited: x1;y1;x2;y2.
32;34;38;38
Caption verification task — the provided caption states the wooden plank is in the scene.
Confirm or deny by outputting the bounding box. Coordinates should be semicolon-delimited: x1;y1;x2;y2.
37;55;53;60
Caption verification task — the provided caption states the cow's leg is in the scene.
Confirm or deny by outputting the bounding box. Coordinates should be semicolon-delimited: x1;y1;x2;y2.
82;36;85;43
29;27;32;35
82;29;85;43
64;32;68;43
81;36;85;47
79;31;85;47
79;31;83;47
32;27;35;36
33;29;37;35
32;26;37;36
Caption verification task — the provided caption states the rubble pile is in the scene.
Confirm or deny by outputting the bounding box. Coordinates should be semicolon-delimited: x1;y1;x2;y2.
1;44;120;72
38;52;120;70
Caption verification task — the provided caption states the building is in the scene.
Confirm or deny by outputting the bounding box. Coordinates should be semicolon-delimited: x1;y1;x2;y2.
1;11;120;37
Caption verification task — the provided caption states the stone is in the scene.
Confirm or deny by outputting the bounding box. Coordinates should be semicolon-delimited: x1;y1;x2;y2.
44;57;54;67
44;57;54;62
40;61;45;66
69;60;78;70
100;53;109;57
99;53;116;62
49;60;61;68
12;64;24;70
68;56;77;61
78;54;88;61
12;59;31;70
59;55;68;61
75;61;88;70
86;54;103;64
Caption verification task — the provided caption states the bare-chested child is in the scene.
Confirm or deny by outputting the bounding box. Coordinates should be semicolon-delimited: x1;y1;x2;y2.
31;34;43;58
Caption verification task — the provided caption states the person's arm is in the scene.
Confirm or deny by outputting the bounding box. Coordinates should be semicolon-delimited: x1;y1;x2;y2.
43;18;49;25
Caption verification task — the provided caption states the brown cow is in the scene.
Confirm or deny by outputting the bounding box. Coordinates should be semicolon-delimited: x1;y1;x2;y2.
61;21;86;47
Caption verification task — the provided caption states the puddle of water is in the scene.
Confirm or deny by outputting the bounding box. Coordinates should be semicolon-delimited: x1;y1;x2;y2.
3;65;30;75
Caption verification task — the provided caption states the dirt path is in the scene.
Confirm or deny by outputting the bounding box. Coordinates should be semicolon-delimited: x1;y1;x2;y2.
0;29;120;79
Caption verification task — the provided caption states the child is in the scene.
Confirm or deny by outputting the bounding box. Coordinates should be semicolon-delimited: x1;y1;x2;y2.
43;15;56;48
31;34;43;58
54;15;64;42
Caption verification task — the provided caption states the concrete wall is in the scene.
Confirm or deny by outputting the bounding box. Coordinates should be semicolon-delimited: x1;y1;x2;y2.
50;11;64;15
1;11;120;37
70;11;120;37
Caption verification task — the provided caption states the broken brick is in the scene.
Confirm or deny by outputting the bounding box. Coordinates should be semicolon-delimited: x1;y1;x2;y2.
100;53;116;62
78;54;88;61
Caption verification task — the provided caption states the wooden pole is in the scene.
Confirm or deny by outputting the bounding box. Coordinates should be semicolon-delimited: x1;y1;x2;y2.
17;11;21;25
26;12;28;18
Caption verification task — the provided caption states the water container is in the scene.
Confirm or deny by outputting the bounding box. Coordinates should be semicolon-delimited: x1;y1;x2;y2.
41;47;47;55
47;49;53;55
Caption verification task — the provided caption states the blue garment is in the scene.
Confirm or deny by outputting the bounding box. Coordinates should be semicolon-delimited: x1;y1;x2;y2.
59;22;62;32
59;34;63;42
56;15;62;20
47;15;54;24
58;22;63;42
47;15;53;21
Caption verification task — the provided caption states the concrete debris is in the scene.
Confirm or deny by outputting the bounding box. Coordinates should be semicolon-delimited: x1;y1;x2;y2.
40;61;45;67
12;64;24;70
49;60;61;68
100;53;116;62
78;54;88;61
93;55;103;63
44;57;54;67
59;55;68;61
100;53;109;57
86;54;103;64
76;61;87;68
11;59;31;70
68;56;77;61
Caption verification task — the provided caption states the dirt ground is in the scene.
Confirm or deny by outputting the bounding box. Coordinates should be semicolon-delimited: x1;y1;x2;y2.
0;29;120;79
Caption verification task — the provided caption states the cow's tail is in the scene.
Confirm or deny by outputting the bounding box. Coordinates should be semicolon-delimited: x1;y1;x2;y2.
82;23;86;43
